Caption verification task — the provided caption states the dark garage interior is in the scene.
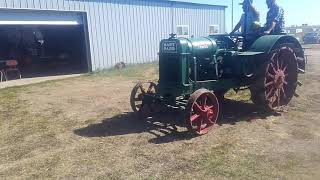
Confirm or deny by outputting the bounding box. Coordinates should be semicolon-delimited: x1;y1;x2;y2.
0;24;89;79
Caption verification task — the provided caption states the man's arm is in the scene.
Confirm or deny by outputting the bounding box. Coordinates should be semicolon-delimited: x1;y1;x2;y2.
264;6;282;34
231;21;241;34
264;21;276;34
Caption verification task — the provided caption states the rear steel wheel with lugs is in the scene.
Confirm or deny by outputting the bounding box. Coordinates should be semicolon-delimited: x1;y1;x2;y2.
185;89;220;135
250;46;298;110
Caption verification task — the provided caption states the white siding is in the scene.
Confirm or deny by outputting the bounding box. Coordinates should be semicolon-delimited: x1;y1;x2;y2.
0;0;226;70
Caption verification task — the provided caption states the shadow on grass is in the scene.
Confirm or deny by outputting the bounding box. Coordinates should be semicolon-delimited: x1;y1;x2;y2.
218;99;278;125
74;99;277;144
74;110;194;144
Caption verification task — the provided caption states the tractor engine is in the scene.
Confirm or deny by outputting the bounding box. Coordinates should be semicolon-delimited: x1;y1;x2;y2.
186;37;220;81
132;33;305;135
159;36;237;87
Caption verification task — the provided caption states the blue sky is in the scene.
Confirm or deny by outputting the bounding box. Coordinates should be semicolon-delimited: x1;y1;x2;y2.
190;0;319;32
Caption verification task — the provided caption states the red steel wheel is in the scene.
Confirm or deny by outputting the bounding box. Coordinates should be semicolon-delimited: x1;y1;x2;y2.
264;47;298;109
251;45;298;110
185;89;220;135
130;82;157;116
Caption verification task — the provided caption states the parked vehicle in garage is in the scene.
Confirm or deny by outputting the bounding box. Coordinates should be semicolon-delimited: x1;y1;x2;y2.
303;32;320;44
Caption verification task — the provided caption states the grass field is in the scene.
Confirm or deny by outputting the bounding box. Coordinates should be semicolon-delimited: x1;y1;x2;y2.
1;46;320;179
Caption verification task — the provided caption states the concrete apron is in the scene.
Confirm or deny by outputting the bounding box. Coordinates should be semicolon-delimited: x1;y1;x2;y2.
0;74;82;89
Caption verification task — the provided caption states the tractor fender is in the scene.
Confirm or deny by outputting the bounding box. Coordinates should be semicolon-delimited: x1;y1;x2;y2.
250;35;302;53
249;35;305;71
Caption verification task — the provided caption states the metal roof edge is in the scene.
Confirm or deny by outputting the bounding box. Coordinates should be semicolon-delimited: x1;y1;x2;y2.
136;0;228;8
69;1;228;8
167;0;228;8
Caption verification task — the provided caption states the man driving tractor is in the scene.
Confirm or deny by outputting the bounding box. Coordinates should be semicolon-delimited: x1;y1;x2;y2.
230;0;285;49
264;0;285;35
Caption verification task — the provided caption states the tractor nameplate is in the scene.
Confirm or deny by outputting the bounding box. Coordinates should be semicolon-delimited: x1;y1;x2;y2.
162;41;177;53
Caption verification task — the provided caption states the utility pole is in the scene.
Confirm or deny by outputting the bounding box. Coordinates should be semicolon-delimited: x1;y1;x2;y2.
231;0;234;30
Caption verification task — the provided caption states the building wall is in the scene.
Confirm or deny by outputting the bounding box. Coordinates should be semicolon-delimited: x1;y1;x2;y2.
172;3;225;36
0;0;225;70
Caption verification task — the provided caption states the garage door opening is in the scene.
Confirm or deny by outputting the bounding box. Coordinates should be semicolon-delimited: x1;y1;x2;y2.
0;24;89;79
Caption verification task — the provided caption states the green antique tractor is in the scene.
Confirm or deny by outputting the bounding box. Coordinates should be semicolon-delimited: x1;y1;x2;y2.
130;33;305;135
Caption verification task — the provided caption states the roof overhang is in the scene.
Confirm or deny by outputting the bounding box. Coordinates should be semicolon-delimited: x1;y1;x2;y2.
0;20;80;25
164;0;228;8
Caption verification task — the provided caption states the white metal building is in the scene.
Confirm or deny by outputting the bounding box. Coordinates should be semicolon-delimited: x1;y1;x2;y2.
0;0;226;72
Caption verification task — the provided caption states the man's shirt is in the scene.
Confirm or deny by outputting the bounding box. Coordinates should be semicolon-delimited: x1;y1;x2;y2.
266;4;285;34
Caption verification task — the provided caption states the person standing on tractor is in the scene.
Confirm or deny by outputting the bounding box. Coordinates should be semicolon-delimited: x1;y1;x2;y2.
230;0;260;36
264;0;285;35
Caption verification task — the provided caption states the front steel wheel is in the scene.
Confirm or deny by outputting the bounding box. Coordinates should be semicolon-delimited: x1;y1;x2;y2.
185;89;220;135
130;82;158;117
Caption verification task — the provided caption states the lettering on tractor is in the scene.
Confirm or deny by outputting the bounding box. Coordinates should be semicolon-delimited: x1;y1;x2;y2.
162;41;177;53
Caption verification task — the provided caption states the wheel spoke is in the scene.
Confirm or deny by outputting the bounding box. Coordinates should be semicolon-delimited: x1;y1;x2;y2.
271;53;277;63
205;116;214;125
277;89;281;107
270;94;277;107
265;81;274;87
270;63;277;73
283;80;288;85
206;105;214;109
203;96;208;109
282;65;288;73
281;87;287;99
193;102;204;113
147;83;154;93
139;85;146;94
267;72;275;79
134;94;143;101
191;114;201;122
276;59;280;70
266;87;275;98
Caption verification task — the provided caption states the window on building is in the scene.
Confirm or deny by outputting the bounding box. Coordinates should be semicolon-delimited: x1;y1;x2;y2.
296;28;303;33
177;25;189;38
209;25;219;35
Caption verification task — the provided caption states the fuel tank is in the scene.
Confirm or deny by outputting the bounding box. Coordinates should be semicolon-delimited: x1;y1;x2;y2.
159;36;219;91
160;36;218;56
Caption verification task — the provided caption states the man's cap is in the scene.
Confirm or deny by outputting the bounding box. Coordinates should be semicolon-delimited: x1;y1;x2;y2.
239;0;253;5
